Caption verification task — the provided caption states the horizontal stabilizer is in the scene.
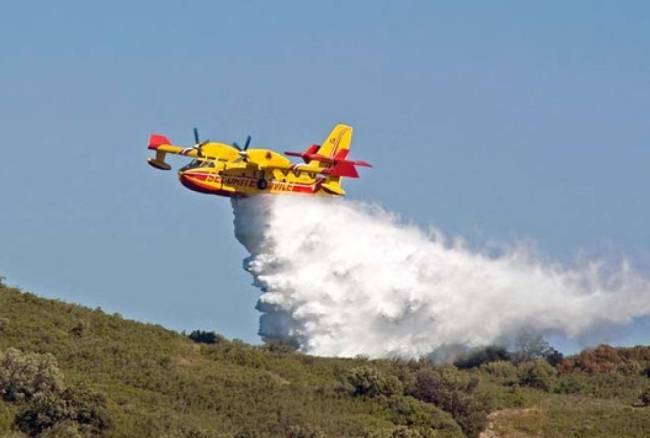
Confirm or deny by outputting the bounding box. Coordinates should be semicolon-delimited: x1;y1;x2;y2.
322;161;359;178
285;145;320;163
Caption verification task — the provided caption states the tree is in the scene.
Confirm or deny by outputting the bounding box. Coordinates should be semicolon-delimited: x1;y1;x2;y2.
513;330;563;366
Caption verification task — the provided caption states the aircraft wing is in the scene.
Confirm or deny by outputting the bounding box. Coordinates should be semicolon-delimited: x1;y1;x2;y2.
147;134;240;170
240;149;293;170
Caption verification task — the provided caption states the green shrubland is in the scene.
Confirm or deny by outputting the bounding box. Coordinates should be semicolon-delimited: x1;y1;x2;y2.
1;280;650;437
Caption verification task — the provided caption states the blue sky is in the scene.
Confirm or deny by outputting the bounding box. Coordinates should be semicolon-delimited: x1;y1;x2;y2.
1;1;649;348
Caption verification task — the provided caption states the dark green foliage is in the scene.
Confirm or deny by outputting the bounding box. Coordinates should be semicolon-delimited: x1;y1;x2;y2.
479;360;519;385
553;373;586;394
408;366;488;437
644;366;650;378
0;284;463;436
15;384;110;436
3;282;650;437
384;396;462;436
344;366;403;398
543;347;564;367
640;387;650;407
287;424;326;438
70;320;89;338
518;360;557;392
188;330;223;344
262;339;300;354
454;345;511;369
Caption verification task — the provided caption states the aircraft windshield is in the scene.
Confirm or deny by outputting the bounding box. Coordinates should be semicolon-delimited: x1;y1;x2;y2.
180;160;215;171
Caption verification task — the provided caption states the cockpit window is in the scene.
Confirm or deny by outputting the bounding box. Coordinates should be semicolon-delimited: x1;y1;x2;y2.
180;160;215;171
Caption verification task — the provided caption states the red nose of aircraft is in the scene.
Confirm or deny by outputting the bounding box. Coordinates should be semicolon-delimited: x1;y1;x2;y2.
178;171;204;193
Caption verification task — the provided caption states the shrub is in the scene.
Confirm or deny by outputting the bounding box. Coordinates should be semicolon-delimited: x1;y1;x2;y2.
390;426;422;437
261;339;299;355
0;348;64;401
408;367;487;437
287;424;326;438
385;395;462;435
188;330;223;344
70;320;89;338
479;360;519;384
554;374;586;394
640;387;650;407
556;344;644;375
644;366;650;378
344;366;403;398
14;384;111;436
518;360;557;391
543;347;564;367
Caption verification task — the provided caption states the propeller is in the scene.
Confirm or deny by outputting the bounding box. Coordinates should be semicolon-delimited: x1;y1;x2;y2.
192;127;208;157
233;135;252;161
233;135;252;151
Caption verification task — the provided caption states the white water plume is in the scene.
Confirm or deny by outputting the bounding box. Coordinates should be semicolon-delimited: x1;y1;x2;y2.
232;195;650;358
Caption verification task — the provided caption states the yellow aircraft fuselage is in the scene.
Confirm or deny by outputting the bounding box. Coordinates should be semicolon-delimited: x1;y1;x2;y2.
177;146;335;197
147;124;370;198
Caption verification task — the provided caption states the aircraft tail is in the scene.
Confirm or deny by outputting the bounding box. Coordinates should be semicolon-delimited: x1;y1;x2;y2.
284;123;371;194
315;124;353;169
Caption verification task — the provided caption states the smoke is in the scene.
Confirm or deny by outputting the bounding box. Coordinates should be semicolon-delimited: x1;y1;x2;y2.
232;195;650;359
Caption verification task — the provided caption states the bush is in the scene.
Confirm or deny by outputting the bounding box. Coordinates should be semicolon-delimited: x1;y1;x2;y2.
188;330;223;345
261;339;299;355
287;424;326;438
640;387;650;407
454;346;510;369
0;348;64;401
557;344;639;375
518;360;557;391
70;320;89;338
385;395;462;435
544;347;564;367
344;366;403;398
390;426;421;437
15;384;111;436
479;360;519;385
408;367;487;437
644;366;650;378
554;374;586;394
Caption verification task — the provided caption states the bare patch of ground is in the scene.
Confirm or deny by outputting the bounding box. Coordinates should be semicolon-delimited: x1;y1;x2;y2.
479;408;542;438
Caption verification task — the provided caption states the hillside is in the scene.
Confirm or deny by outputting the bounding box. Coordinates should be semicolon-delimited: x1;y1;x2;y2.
0;281;649;437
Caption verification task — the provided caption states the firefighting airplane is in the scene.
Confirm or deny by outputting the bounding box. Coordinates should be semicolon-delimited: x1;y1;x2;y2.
147;124;371;197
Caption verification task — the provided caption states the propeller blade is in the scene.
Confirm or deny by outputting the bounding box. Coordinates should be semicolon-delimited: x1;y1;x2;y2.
193;127;200;144
244;135;252;150
233;142;241;150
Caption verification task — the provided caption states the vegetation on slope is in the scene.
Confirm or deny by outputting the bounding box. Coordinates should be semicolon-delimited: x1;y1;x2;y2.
0;279;649;437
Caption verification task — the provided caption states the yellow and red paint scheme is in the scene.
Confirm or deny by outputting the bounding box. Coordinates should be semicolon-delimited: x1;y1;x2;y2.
147;124;370;198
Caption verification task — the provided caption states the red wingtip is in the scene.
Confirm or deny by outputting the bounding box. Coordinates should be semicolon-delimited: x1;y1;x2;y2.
148;134;171;149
